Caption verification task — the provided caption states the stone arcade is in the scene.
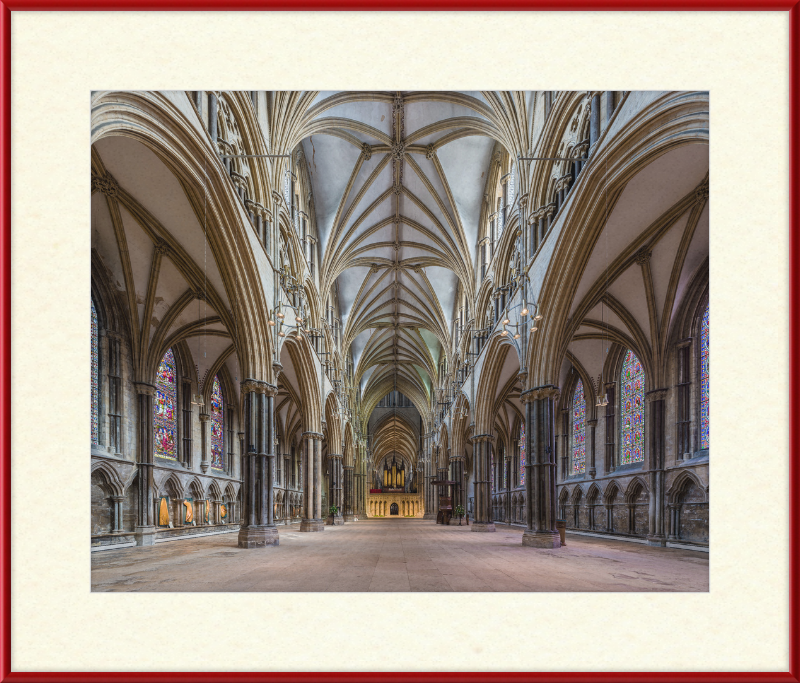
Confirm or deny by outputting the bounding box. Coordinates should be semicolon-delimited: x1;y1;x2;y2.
91;90;709;591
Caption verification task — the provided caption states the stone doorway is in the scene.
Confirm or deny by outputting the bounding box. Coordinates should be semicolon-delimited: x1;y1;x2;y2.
390;503;399;515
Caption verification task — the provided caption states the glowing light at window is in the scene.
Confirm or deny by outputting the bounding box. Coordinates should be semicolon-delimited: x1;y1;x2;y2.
620;350;645;465
154;349;177;459
572;379;586;473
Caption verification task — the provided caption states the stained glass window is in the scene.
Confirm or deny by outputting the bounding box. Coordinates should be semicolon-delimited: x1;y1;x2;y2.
91;299;99;445
572;379;586;473
519;423;526;486
620;349;645;465
210;376;225;470
700;305;709;449
154;348;177;459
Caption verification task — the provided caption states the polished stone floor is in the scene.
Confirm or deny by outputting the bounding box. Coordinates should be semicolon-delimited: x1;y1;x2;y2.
91;518;709;592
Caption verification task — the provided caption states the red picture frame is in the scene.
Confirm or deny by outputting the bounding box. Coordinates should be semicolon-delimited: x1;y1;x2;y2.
1;2;798;681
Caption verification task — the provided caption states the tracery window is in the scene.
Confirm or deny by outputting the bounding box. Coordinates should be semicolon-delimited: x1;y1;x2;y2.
154;348;177;459
519;423;526;486
572;379;586;474
620;349;645;465
700;305;709;449
91;298;99;445
210;376;225;470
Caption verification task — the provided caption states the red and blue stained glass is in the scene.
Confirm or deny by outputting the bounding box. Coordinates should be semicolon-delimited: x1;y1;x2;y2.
210;376;225;470
91;299;99;445
519;423;526;486
620;349;645;465
700;305;709;449
154;348;177;459
572;379;586;474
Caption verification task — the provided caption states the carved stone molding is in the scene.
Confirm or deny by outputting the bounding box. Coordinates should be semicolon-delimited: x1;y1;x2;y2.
634;248;652;266
153;238;170;256
522;385;560;402
695;178;709;203
133;382;156;396
240;379;263;394
302;431;325;441
645;388;668;403
92;171;119;198
391;141;406;161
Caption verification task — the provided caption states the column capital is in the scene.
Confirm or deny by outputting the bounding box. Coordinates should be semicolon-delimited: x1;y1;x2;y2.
521;384;560;402
645;388;668;403
327;453;343;460
470;434;495;444
586;419;598;427
199;413;211;422
133;382;156;396
302;431;324;441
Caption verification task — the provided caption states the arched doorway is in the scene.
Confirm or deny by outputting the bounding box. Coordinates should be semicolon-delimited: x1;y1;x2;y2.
390;503;399;515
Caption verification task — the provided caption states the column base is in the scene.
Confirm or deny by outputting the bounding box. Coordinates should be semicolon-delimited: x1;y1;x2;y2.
237;525;279;548
326;515;344;526
422;513;436;520
471;522;496;532
299;518;325;532
522;530;562;548
343;514;356;522
134;526;157;546
646;535;667;547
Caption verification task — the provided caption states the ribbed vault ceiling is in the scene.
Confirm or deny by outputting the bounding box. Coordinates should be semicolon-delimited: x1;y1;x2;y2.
295;92;500;410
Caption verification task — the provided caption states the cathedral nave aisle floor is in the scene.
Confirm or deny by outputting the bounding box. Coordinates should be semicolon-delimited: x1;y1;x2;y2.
91;519;708;592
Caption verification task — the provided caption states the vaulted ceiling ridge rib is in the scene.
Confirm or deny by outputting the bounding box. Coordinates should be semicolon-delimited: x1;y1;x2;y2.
563;185;702;351
321;151;386;272
323;158;393;277
402;91;495;120
404;154;462;237
301;91;396;126
300;117;393;146
404;117;499;146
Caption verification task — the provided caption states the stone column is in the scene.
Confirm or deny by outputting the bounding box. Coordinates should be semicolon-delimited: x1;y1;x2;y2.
605;91;616;123
646;388;668;547
521;386;562;548
326;454;344;525
667;504;678;540
111;495;124;533
208;92;218;143
589;92;601;151
471;435;495;532
199;412;210;473
344;465;355;522
133;382;156;546
450;455;465;514
237;380;279;548
195;498;206;526
587;418;598;478
300;432;324;532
